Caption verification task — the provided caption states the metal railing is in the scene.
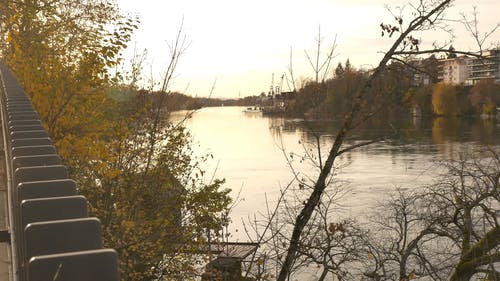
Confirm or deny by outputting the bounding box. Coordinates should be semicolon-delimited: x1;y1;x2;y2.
0;62;119;281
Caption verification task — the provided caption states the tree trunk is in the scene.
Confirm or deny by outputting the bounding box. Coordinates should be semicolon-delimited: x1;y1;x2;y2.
275;1;452;280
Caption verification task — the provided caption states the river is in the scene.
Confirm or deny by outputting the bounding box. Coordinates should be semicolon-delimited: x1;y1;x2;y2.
170;106;500;239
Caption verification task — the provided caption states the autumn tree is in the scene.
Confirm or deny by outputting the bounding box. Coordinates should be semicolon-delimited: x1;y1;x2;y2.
371;61;415;116
403;85;433;115
422;55;440;83
83;87;231;280
334;62;345;78
432;82;461;116
470;78;500;115
0;1;232;280
325;67;368;118
0;0;136;163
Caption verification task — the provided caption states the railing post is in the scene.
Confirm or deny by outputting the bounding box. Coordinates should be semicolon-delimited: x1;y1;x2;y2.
0;62;119;281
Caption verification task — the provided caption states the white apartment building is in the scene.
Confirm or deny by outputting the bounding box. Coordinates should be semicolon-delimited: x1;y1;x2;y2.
436;49;500;85
465;49;500;85
438;56;469;84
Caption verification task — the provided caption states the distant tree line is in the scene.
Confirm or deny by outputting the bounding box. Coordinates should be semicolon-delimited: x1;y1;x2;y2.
131;91;275;111
282;58;500;119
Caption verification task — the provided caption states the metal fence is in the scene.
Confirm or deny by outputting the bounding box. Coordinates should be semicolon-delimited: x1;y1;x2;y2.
0;63;119;281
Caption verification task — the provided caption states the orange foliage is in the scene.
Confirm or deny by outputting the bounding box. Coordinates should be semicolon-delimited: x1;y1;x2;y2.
0;2;232;280
432;82;460;116
470;79;500;114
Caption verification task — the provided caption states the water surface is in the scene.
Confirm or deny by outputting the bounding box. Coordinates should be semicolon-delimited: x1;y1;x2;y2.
170;106;500;238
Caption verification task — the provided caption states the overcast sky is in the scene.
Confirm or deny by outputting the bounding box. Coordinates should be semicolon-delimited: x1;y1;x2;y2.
116;0;499;98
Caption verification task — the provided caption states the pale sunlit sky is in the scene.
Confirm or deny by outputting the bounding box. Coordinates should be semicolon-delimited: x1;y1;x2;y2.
116;0;499;98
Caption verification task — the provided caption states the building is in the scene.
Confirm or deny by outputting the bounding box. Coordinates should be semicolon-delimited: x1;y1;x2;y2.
466;49;500;85
438;56;470;85
411;48;500;86
435;48;500;85
413;71;431;86
407;56;439;86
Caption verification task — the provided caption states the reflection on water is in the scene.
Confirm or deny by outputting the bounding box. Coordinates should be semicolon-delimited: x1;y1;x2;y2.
274;115;499;147
170;107;500;237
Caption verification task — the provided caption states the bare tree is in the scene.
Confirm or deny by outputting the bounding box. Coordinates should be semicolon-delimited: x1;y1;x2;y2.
364;189;445;281
421;151;500;281
274;1;499;280
234;1;499;280
143;17;190;178
286;47;297;92
361;149;499;281
304;25;338;84
296;204;365;280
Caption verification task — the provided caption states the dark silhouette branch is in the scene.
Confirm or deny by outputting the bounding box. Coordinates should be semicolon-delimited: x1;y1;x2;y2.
276;1;454;280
